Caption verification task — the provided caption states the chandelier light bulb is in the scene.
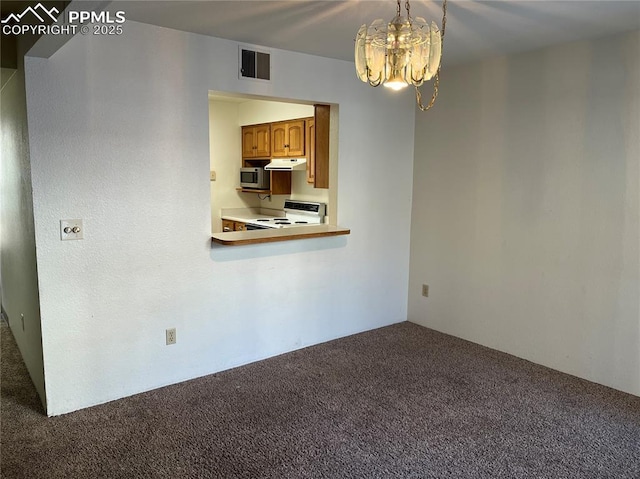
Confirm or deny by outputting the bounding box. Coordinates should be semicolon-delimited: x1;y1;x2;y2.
384;82;408;91
384;71;409;91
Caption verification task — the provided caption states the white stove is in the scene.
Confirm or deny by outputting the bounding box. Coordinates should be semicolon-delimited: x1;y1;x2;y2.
245;200;326;230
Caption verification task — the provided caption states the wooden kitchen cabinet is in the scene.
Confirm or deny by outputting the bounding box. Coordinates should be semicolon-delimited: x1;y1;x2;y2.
312;104;330;189
239;108;329;193
305;117;315;184
222;220;247;232
270;171;292;195
271;120;305;157
222;219;234;232
242;124;270;158
238;158;292;196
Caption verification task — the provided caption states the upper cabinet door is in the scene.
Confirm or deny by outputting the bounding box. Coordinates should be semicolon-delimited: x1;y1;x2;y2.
286;120;305;157
305;118;315;184
242;127;256;158
254;124;271;157
271;122;288;157
313;105;330;189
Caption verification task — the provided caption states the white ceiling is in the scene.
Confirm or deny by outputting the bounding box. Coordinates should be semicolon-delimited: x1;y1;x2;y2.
116;1;640;66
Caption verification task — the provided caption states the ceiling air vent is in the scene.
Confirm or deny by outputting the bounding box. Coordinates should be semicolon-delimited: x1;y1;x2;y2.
239;46;271;81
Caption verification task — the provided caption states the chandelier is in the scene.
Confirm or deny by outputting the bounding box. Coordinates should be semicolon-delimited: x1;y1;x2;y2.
355;0;448;111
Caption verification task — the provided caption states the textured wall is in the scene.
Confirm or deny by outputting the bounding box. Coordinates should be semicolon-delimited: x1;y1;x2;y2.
25;21;416;415
409;31;640;396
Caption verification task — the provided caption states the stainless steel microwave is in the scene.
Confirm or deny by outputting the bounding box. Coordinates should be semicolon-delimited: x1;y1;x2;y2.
240;167;270;189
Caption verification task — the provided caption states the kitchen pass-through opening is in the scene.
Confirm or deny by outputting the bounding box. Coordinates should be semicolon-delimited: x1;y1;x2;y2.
208;92;338;236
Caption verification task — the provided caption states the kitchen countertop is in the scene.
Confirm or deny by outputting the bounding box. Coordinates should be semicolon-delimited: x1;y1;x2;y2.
221;213;283;223
220;208;284;223
212;225;350;246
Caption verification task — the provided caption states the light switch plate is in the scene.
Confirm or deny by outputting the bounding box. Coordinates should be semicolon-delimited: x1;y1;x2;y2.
210;170;216;181
60;219;84;240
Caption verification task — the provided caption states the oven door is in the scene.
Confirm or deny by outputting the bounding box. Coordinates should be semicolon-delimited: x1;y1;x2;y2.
245;223;270;230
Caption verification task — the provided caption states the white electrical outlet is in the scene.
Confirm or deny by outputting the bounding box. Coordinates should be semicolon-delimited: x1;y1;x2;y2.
422;284;429;297
60;219;84;240
166;328;176;345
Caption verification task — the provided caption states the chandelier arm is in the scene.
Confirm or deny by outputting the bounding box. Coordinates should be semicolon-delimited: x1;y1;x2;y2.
367;68;384;87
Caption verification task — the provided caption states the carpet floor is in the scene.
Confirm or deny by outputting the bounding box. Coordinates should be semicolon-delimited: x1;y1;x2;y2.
1;320;639;478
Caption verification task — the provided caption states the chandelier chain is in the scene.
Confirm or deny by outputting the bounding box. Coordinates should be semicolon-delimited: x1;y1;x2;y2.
416;0;447;111
441;0;447;37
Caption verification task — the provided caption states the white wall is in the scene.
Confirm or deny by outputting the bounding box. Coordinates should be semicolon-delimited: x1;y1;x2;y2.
237;99;313;125
408;31;640;396
0;64;46;405
25;22;416;415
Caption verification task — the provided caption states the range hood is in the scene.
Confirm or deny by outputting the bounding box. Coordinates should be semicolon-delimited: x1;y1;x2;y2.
264;158;307;171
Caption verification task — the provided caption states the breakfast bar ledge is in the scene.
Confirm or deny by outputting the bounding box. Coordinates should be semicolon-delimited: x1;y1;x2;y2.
211;225;350;246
